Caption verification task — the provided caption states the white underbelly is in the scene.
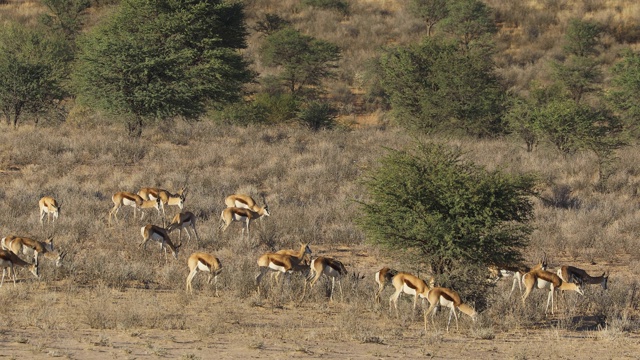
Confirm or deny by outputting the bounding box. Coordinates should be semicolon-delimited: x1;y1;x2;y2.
123;198;137;207
402;284;417;296
537;279;551;289
268;263;286;273
197;261;211;272
323;267;341;278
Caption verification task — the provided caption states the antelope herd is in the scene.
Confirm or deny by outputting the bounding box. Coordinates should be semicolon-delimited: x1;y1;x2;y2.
0;191;610;334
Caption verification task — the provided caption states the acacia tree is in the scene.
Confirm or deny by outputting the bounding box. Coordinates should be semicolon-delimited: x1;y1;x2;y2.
379;37;506;136
357;143;535;303
260;27;341;97
0;23;70;127
409;0;448;37
74;0;253;137
609;49;640;137
357;143;535;273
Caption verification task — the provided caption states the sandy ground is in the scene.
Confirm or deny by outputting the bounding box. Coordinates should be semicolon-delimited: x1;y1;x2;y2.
1;285;638;360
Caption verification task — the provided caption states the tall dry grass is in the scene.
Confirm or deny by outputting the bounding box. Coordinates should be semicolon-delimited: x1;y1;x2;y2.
0;120;638;340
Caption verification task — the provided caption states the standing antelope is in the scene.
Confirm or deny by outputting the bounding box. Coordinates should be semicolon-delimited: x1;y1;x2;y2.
423;287;477;332
109;192;161;224
273;242;313;282
138;187;187;217
303;256;348;301
139;224;181;260
374;267;398;303
167;211;200;244
522;268;584;315
255;243;311;293
557;265;608;291
1;235;64;267
389;272;435;314
219;207;269;239
39;196;60;226
489;254;548;297
225;194;269;217
0;249;39;287
186;252;222;295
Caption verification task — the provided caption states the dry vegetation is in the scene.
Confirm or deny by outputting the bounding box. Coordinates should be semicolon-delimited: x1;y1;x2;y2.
1;0;640;358
0;120;638;358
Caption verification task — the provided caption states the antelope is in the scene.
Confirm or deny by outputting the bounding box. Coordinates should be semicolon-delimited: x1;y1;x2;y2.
109;192;161;224
39;196;60;226
0;249;39;287
218;207;268;239
374;267;398;303
389;272;437;315
139;224;181;260
272;242;313;282
225;194;269;217
186;252;222;295
138;187;187;217
557;265;608;291
423;287;478;332
303;256;348;301
522;268;584;315
1;235;64;267
255;243;312;293
167;211;200;244
489;254;548;297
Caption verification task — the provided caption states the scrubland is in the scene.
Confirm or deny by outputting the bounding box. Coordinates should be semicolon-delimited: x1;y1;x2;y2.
0;121;638;358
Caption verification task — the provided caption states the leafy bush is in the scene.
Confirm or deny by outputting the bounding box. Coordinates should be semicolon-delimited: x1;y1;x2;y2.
357;142;536;278
302;0;349;15
297;101;337;131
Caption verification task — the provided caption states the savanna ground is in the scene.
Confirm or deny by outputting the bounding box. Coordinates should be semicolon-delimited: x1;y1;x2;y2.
0;121;638;359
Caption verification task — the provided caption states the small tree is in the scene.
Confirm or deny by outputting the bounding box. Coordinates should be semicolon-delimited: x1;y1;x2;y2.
357;143;535;277
440;0;496;49
0;23;70;127
260;27;341;97
409;0;448;37
74;0;253;137
379;37;506;136
609;49;640;137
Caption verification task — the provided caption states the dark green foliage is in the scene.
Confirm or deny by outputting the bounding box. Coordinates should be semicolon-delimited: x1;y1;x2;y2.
564;18;603;57
357;142;535;276
409;0;448;37
260;27;341;97
253;92;299;124
0;23;70;127
379;37;506;137
441;0;497;48
297;101;337;131
73;0;254;137
553;56;602;104
609;49;640;137
40;0;90;41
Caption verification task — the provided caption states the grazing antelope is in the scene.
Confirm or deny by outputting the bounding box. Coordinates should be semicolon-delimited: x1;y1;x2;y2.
304;256;348;301
255;243;311;293
138;187;187;217
273;242;313;282
389;272;436;314
1;235;64;267
489;254;548;297
423;287;477;332
109;192;161;224
186;252;222;295
39;196;60;226
225;194;269;217
374;267;398;303
522;268;584;315
139;224;181;260
0;249;39;287
219;207;268;239
167;211;200;244
557;265;608;290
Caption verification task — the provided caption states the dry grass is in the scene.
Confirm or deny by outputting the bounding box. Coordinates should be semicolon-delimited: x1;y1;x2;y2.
0;120;638;358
